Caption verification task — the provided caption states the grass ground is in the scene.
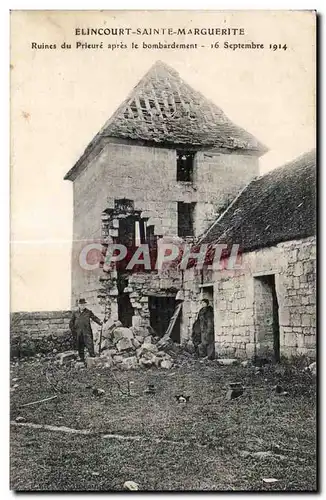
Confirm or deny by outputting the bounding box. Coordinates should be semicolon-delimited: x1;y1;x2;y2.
10;356;317;491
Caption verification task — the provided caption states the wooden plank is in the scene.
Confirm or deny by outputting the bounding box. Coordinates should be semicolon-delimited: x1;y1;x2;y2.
164;302;182;338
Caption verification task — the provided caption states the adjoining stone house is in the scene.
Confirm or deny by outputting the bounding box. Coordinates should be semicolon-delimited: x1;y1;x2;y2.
64;60;267;342
183;150;316;360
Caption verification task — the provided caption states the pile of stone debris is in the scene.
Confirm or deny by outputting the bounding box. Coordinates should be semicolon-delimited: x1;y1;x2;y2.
88;321;175;370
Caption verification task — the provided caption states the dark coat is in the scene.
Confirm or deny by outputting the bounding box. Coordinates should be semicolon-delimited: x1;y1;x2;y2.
197;305;214;345
69;308;102;339
191;318;202;348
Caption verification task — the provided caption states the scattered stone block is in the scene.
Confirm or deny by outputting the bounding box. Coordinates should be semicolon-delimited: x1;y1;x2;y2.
139;358;153;368
113;327;134;344
239;450;251;458
132;338;141;349
156;351;167;358
273;384;287;395
86;357;97;368
92;388;105;397
144;383;155;394
131;326;149;338
217;358;238;366
101;348;117;357
252;451;286;459
131;315;142;328
252;356;271;367
57;351;76;365
153;356;161;368
137;343;158;358
121;356;138;370
175;395;190;403
147;326;156;336
229;382;243;389
161;359;173;369
101;354;114;368
116;337;133;352
254;367;263;374
254;451;273;459
135;335;144;345
226;388;244;400
123;481;139;491
308;361;316;376
15;416;26;422
157;336;172;350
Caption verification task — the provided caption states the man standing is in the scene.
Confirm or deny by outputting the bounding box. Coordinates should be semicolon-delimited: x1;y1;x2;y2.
197;298;215;360
69;298;103;361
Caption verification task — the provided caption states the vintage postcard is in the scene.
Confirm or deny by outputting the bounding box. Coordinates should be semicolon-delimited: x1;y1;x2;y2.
10;10;316;492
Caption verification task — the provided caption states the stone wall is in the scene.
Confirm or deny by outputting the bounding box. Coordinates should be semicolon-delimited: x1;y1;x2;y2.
183;236;316;359
70;138;258;311
10;310;73;357
181;267;202;342
194;151;259;235
277;237;316;356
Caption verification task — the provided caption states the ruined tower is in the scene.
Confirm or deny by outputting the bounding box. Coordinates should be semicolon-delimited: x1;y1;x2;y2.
64;61;267;341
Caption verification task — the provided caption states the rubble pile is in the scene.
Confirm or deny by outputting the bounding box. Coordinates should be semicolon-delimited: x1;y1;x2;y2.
92;321;175;370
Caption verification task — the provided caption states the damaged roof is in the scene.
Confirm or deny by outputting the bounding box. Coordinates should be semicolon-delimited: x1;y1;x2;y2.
199;149;316;252
65;60;267;181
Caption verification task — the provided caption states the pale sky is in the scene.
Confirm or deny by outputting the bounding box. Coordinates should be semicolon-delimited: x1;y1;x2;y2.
10;10;316;311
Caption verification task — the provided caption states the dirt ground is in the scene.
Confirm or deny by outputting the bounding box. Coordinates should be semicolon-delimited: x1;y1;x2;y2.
10;356;317;491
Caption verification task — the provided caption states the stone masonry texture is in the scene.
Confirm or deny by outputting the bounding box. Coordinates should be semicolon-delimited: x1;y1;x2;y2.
183;236;316;359
10;311;73;357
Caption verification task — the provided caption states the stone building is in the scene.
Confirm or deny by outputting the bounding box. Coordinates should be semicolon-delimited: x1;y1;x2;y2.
64;60;266;342
183;150;316;359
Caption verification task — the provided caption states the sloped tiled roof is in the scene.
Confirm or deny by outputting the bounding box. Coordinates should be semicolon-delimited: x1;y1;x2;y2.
65;61;267;180
199;149;316;252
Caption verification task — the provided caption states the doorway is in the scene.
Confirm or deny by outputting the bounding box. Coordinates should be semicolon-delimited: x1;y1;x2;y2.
149;296;181;343
254;274;280;362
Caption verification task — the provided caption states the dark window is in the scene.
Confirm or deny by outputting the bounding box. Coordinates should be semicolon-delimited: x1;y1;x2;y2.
178;202;195;237
176;151;194;182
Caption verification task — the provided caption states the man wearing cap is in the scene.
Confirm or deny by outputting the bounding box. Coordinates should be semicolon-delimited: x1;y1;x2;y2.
69;298;103;361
